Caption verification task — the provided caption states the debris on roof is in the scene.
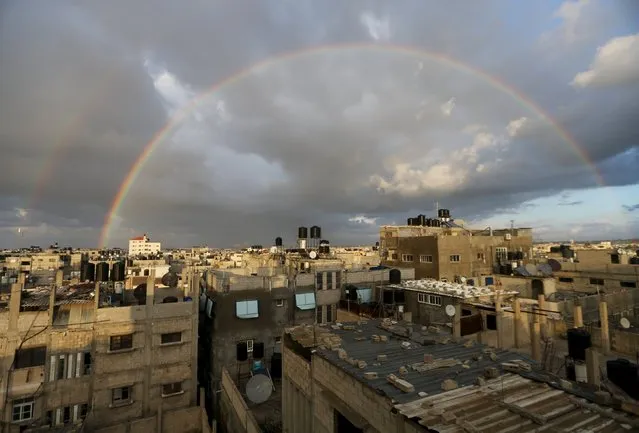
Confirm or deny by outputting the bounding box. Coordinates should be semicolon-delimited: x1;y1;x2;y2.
389;279;518;299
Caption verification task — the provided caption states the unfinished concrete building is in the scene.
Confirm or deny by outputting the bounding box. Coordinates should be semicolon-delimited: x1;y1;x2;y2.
282;319;639;433
380;216;533;283
0;270;208;433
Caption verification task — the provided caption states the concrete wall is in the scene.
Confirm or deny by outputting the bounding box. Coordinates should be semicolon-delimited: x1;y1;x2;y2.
554;289;639;324
587;326;639;356
218;368;261;433
554;263;639;294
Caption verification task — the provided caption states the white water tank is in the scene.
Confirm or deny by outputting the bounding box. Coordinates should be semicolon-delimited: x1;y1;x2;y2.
575;361;587;383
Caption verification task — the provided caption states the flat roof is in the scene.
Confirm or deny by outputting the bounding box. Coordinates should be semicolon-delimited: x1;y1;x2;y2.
287;319;639;431
389;279;518;299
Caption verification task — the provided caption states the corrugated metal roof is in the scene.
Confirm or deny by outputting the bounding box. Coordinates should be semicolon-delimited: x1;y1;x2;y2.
314;320;530;404
395;373;639;432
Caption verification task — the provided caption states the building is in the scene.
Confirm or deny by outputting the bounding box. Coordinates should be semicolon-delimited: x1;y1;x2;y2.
0;270;209;433
380;212;533;283
128;234;162;257
282;319;639;433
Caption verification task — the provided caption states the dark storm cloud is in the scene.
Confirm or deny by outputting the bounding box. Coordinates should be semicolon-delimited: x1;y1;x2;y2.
0;0;637;248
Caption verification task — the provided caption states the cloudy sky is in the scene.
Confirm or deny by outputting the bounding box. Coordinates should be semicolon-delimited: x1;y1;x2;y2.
1;0;638;248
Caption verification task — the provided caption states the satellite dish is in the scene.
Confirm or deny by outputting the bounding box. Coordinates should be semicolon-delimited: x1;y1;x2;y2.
538;263;553;277
524;263;538;276
459;276;467;283
513;266;530;277
308;250;318;259
445;304;456;317
548;259;562;272
245;374;273;404
620;317;631;329
161;272;179;288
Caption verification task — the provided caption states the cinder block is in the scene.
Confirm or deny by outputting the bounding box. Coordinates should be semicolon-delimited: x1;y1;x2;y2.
441;379;458;391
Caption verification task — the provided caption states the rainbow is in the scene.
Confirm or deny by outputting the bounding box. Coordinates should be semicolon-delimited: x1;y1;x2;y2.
99;42;605;248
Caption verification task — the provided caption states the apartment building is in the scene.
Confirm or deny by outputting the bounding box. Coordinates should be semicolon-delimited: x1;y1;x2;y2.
282;319;639;433
128;234;162;257
0;270;208;433
380;222;533;282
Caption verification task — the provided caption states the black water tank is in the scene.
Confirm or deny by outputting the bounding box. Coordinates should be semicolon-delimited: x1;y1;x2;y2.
270;353;282;378
275;237;283;247
567;328;592;361
95;262;109;282
297;226;308;239
417;214;426;226
310;226;321;239
253;342;265;359
80;262;95;282
607;359;639;399
438;209;445;218
111;261;125;282
425;218;432;227
236;342;248;361
431;219;441;227
389;269;401;285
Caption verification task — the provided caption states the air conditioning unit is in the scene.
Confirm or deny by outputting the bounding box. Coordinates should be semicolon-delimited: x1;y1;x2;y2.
505;234;512;240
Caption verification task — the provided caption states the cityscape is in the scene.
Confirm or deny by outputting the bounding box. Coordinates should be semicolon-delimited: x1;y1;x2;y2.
1;1;639;433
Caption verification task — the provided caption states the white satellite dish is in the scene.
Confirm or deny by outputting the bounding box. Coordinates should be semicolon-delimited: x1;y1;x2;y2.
620;317;631;329
245;374;273;404
308;250;318;259
445;304;456;317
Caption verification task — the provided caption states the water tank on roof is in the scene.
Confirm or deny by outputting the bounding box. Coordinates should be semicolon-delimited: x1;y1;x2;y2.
80;262;95;282
310;226;321;239
389;269;401;285
607;358;639;399
431;219;441;227
298;226;308;239
567;328;592;361
111;261;125;282
417;214;426;226
275;237;283;247
95;262;109;282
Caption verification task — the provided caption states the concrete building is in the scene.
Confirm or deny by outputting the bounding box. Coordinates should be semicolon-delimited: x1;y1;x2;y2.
128;234;161;257
282;319;639;433
0;270;209;433
380;220;533;283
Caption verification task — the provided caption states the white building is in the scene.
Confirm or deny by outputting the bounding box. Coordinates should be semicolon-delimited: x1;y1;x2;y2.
128;234;161;256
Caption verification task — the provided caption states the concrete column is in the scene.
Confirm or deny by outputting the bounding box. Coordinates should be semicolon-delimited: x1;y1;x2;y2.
599;300;610;354
55;269;63;288
8;282;22;331
146;270;155;306
574;303;584;328
453;302;461;341
495;292;503;349
531;322;541;362
513;298;522;348
585;348;600;388
48;282;57;326
538;294;547;340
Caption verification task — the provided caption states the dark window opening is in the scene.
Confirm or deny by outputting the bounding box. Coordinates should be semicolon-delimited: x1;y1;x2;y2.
162;382;182;396
161;332;182;344
335;410;363;433
112;386;131;404
63;406;71;424
462;309;472;316
57;356;66;380
316;306;323;324
531;279;544;299
110;334;133;351
589;278;604;286
326;304;333;322
611;254;620;264
620;281;637;288
162;296;178;303
83;352;92;375
14;346;46;369
559;277;573;283
486;314;497;330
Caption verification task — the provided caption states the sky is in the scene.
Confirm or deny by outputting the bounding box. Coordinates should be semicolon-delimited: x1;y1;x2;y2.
0;0;638;249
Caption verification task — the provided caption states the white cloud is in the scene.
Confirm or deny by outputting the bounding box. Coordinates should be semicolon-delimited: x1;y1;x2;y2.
359;11;391;41
348;215;378;225
440;97;456;116
571;33;639;87
553;0;590;44
454;132;507;164
506;117;528;137
370;162;466;196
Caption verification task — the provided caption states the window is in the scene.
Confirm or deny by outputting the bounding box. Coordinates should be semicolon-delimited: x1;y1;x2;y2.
327;271;333;290
391;253;398;260
12;398;34;422
335;271;342;289
316;272;324;290
246;339;254;353
80;404;89;420
235;300;259;319
621;281;637;288
496;247;508;262
162;382;183;396
419;255;433;263
57;355;66;380
295;292;316;310
161;332;182;345
401;254;414;262
275;336;282;344
316;306;323;324
477;252;485;261
611;254;620;264
110;334;133;351
112;386;132;405
275;299;284;307
589;278;604;286
417;293;442;306
326;304;336;323
83;352;92;375
14;346;46;369
450;255;461;263
559;277;574;283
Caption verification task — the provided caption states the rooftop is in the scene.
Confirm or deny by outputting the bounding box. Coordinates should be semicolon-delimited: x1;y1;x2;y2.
389;279;518;299
287;319;639;431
